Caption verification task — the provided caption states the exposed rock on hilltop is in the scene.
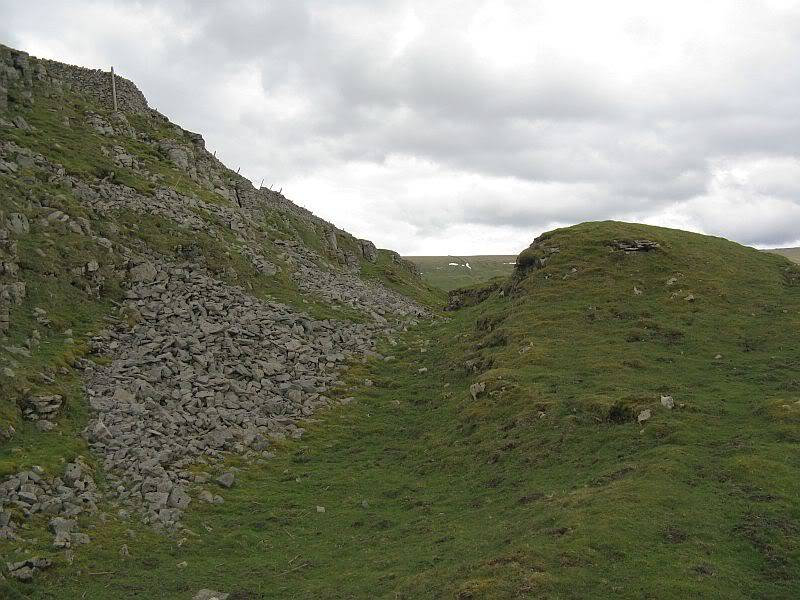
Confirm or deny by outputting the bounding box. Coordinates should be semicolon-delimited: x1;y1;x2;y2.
0;43;417;272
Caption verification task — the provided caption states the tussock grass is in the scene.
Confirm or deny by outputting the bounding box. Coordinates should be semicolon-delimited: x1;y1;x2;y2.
6;221;800;598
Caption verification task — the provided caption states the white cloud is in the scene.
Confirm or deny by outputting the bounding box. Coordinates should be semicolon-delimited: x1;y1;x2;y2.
3;0;800;254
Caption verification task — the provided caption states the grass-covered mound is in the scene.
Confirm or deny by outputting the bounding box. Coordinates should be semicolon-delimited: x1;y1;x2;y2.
10;221;800;599
431;221;800;597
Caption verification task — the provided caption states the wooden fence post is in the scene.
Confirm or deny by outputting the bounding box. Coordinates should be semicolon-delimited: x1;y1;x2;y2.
111;66;118;112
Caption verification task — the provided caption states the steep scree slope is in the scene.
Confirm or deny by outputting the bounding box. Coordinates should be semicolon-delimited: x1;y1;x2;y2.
0;41;440;579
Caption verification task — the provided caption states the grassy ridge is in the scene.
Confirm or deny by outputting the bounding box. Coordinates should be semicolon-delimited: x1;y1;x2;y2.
7;221;800;598
406;255;517;291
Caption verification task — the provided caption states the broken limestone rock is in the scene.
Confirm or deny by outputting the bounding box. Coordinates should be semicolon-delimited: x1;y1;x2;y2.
36;419;56;432
129;261;157;283
611;239;660;252
215;472;235;489
168;487;191;510
11;115;31;132
7;557;52;581
49;516;76;548
7;212;30;235
193;591;230;600
199;490;224;505
469;382;486;401
359;239;378;262
23;394;63;420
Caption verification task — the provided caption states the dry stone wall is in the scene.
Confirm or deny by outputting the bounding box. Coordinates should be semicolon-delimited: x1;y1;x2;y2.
40;58;148;113
0;43;147;114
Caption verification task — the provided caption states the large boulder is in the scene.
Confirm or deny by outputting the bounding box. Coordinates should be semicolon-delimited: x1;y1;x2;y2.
168;147;190;170
215;472;235;489
325;228;338;251
359;239;378;262
193;591;229;600
7;557;52;581
129;261;157;283
7;212;29;235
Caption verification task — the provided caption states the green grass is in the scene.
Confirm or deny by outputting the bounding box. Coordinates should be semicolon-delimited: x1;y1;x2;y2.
0;190;125;476
407;255;517;291
6;221;800;598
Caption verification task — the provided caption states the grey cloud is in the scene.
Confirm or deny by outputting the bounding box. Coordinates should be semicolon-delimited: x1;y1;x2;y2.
4;0;800;252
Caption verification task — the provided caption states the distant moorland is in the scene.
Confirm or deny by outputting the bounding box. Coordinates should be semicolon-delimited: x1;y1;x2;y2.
405;255;517;290
768;247;800;264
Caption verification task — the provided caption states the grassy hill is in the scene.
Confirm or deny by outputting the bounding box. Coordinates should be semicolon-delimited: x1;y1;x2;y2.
411;247;800;292
406;255;517;291
10;220;800;598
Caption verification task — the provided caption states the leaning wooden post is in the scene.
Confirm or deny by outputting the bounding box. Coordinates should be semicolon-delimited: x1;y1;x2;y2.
110;66;118;112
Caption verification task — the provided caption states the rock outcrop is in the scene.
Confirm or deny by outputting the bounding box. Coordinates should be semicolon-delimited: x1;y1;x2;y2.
0;458;98;546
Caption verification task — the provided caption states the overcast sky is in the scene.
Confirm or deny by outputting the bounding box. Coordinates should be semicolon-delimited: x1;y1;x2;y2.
3;1;800;255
